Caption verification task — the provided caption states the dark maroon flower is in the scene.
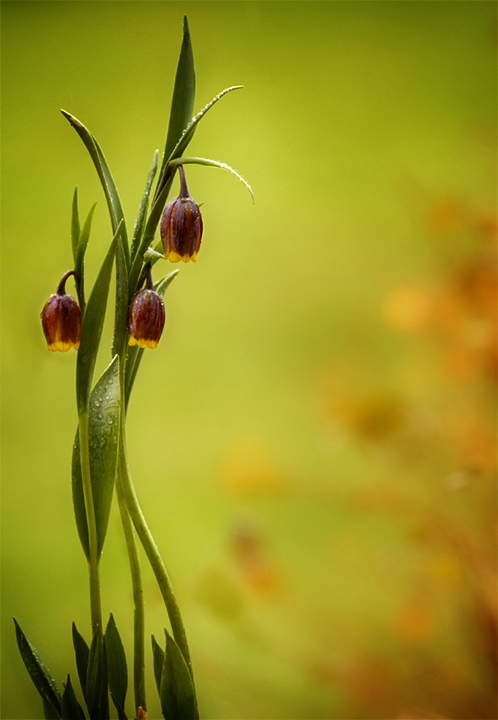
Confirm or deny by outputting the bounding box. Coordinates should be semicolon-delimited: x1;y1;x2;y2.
160;165;203;263
128;266;165;349
40;270;81;352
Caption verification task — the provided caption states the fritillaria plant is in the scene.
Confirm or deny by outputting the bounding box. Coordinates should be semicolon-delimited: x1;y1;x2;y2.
15;17;253;720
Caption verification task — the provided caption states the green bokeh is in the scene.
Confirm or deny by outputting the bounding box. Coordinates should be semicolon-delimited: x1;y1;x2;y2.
2;2;496;719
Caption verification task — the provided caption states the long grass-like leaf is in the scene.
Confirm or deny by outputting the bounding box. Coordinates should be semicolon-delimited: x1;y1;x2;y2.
112;234;129;359
71;188;80;263
86;631;109;720
105;615;128;711
131;150;159;262
166;85;243;168
72;623;90;705
159;630;196;720
129;171;176;293
13;619;62;718
170;156;254;202
61;675;86;720
76;220;122;415
72;355;121;558
74;202;97;312
61;109;129;263
151;634;165;696
159;16;195;181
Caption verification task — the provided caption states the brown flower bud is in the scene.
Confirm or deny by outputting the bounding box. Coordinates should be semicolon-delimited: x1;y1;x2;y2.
40;271;81;352
128;266;165;349
160;165;203;263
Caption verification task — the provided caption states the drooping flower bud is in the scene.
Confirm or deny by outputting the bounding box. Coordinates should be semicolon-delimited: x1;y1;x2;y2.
40;270;81;352
160;165;203;263
128;266;165;349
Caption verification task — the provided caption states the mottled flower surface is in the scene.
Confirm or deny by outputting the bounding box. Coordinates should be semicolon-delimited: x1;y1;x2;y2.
128;288;165;349
41;274;81;352
160;165;203;263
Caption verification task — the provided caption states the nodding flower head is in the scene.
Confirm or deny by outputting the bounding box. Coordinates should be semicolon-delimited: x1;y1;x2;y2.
41;270;81;352
128;266;165;349
160;165;203;263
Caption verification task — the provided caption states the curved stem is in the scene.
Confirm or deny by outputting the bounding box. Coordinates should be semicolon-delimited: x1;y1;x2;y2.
57;269;79;296
117;434;195;681
116;474;146;711
78;409;102;634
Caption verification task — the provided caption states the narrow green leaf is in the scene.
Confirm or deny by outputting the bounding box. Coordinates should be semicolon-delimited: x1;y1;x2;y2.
112;234;129;359
137;85;244;288
159;630;196;720
61;109;129;260
166;86;243;167
86;631;109;720
152;85;243;215
43;698;61;720
125;271;179;407
61;675;86;720
131;150;159;263
74;202;98;313
72;355;121;558
13;619;62;718
129;172;176;294
170;156;254;203
75;203;97;276
154;270;180;297
76;220;122;416
105;615;128;711
160;16;195;180
71;188;80;263
72;624;90;704
110;692;128;720
151;635;165;696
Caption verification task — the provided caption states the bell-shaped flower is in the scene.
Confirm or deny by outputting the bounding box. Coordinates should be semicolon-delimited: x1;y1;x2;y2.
128;266;165;349
160;165;203;263
40;270;81;352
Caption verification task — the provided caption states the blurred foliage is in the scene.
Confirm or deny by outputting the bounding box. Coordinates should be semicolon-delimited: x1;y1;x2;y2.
1;2;496;719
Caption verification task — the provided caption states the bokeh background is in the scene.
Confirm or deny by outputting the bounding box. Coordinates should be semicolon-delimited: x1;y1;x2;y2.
1;2;496;719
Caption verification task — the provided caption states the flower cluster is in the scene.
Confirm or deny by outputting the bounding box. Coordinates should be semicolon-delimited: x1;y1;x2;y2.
42;167;204;353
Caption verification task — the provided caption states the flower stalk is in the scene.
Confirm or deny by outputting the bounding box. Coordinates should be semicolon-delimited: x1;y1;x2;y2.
15;16;251;720
78;409;103;636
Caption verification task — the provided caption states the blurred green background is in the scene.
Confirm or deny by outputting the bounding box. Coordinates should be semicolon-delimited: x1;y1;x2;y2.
1;2;496;719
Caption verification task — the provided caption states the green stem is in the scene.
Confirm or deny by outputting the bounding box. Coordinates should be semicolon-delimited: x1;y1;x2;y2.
117;431;195;681
78;409;102;634
114;347;147;710
116;473;146;711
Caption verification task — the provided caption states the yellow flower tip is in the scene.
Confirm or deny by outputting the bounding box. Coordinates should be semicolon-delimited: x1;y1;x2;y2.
181;252;197;263
167;250;184;263
128;335;159;349
47;340;73;352
166;251;198;263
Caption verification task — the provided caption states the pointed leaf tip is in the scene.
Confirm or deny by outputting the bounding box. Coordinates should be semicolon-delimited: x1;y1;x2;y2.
159;630;196;720
61;109;83;129
13;619;62;717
